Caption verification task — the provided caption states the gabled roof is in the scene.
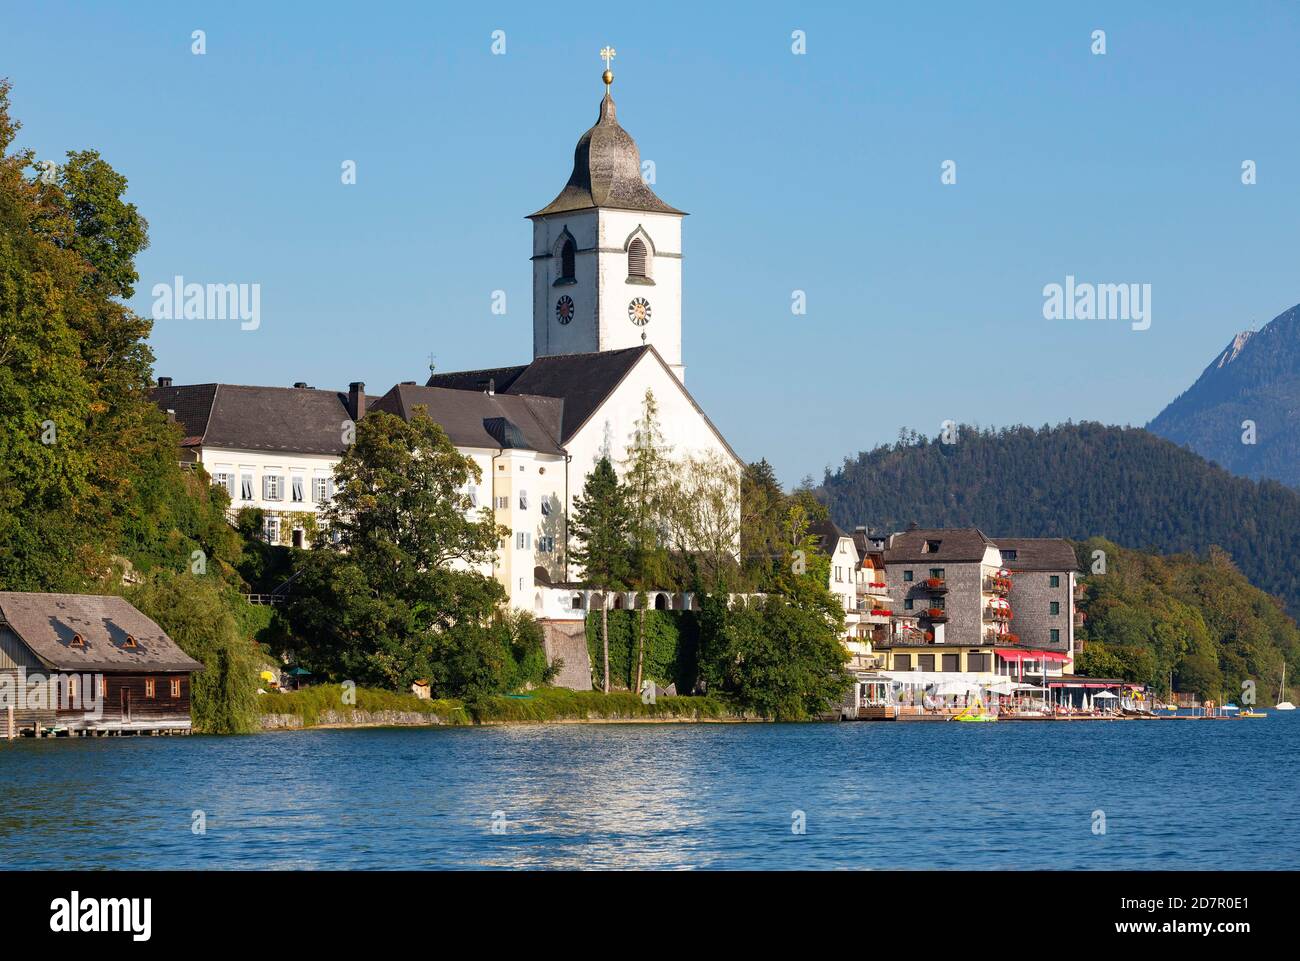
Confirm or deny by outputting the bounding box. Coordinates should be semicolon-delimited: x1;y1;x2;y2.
151;383;355;456
884;528;998;564
530;93;684;219
994;538;1079;571
809;519;855;559
367;384;565;455
0;593;204;674
427;345;741;465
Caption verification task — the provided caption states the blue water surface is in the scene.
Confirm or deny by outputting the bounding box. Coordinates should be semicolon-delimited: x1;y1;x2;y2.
2;715;1296;869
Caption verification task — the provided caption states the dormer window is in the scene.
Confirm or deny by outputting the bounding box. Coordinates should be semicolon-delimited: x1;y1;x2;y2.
923;540;942;553
70;633;85;648
627;237;647;278
123;634;138;649
557;237;576;283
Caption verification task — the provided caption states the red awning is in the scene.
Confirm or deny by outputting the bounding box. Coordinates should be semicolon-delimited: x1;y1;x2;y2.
995;649;1072;663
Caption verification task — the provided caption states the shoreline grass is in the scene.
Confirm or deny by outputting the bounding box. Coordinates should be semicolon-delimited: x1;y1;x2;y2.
259;685;745;729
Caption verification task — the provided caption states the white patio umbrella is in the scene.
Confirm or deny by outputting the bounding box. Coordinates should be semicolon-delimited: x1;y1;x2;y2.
1093;691;1119;699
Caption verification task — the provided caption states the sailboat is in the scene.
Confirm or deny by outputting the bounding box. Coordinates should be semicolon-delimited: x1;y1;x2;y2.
1276;664;1295;711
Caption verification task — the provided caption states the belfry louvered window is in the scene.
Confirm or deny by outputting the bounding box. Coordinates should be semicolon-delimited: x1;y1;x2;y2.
627;238;647;277
559;237;575;281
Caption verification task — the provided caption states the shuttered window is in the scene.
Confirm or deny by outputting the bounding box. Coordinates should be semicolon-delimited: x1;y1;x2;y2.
291;476;304;502
559;238;575;281
627;238;647;277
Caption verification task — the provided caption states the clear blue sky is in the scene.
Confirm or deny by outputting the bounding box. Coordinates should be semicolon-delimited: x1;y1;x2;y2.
4;1;1298;485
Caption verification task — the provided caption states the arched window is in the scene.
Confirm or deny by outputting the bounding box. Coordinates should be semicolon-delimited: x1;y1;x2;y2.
627;237;647;278
558;237;576;282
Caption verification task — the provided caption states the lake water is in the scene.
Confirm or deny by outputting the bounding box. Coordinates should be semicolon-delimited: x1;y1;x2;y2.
2;715;1297;869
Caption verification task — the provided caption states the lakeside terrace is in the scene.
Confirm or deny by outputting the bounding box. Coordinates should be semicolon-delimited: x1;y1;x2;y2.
841;637;1130;720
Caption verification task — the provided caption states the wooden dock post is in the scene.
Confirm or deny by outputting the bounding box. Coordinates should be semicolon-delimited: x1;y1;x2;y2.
6;705;12;741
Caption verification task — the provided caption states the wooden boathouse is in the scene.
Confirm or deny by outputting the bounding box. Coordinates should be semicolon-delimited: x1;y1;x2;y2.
0;592;204;737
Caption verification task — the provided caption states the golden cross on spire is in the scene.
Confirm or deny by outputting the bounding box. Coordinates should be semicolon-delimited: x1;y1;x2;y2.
600;45;616;89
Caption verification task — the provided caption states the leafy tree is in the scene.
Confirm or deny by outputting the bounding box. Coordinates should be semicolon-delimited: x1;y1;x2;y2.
128;572;261;733
284;408;507;693
568;456;630;692
0;82;237;593
696;496;848;719
662;450;742;594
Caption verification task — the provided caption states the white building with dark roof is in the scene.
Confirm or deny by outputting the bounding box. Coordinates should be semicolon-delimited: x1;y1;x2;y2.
151;65;742;683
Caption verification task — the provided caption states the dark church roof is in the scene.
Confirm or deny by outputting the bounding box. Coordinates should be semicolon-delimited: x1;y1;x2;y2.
367;384;565;455
151;383;355;455
0;592;204;674
530;92;684;218
427;346;650;443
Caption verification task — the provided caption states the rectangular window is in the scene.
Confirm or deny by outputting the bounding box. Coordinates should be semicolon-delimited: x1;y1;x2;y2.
145;678;156;698
313;477;330;503
904;598;914;610
835;566;843;583
1050;629;1061;645
903;570;914;582
924;540;941;553
1002;549;1018;561
929;568;945;579
1050;575;1061;588
263;475;283;501
519;489;529;510
465;484;478;508
212;472;235;497
538;536;555;553
240;474;254;500
263;515;280;544
291;476;304;503
170;678;181;698
894;654;912;671
495;496;510;510
516;532;532;550
540;498;551;516
1050;601;1060;615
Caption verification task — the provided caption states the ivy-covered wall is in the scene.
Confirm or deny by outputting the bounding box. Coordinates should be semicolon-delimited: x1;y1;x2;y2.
585;609;699;692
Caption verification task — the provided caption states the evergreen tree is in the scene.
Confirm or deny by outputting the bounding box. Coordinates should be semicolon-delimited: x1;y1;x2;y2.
568;456;630;692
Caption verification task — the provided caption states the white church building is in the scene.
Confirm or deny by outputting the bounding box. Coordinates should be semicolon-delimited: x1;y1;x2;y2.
152;64;741;685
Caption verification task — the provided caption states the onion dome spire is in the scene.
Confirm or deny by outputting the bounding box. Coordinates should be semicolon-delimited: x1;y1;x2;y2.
528;47;685;218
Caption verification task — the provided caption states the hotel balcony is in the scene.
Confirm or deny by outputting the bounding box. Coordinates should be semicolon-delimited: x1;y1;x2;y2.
987;606;1014;622
923;607;949;623
1074;611;1086;627
922;577;948;594
985;576;1012;595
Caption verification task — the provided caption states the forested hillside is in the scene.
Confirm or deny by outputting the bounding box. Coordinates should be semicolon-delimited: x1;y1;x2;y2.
1073;539;1298;702
820;422;1300;616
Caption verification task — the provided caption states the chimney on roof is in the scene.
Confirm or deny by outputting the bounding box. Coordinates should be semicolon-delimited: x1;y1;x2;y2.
348;381;366;421
854;525;867;534
165;408;176;422
400;380;416;386
293;381;310;389
486;378;495;397
157;376;173;388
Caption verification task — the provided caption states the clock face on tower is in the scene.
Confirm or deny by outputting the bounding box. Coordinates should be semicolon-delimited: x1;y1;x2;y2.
628;297;651;326
555;295;574;325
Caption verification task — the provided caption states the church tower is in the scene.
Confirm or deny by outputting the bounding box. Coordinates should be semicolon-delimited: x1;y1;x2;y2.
528;51;687;382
